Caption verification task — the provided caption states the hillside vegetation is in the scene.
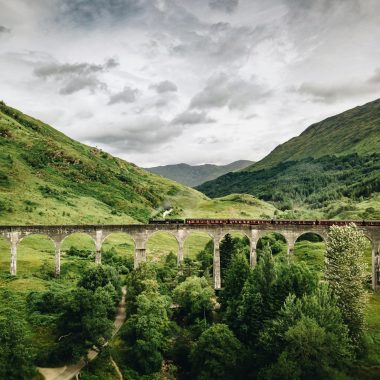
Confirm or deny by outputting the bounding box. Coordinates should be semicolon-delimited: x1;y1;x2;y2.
247;98;380;172
0;102;275;225
145;160;253;187
197;99;380;219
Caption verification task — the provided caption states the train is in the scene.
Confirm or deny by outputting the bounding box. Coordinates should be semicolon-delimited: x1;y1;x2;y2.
148;218;380;226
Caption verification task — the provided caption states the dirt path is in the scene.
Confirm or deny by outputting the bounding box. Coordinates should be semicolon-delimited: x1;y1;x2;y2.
111;356;123;380
38;286;126;380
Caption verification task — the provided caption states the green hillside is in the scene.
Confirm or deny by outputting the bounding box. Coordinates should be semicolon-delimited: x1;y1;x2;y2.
247;98;380;172
197;99;380;219
145;160;253;187
0;102;275;225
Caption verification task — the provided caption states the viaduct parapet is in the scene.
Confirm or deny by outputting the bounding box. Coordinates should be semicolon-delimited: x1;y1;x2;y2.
1;223;379;290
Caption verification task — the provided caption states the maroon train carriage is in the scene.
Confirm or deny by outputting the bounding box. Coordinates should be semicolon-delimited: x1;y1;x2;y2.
183;219;380;226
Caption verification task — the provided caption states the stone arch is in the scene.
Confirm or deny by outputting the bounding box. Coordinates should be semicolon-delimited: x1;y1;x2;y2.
256;230;289;245
17;233;56;276
60;232;96;248
0;234;10;274
294;232;326;273
146;230;179;263
59;233;97;277
182;231;214;278
101;232;135;272
219;230;251;245
219;231;251;286
183;231;214;260
294;231;326;243
256;231;288;262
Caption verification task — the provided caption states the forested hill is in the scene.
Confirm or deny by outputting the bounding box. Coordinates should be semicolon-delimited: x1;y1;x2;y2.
0;102;276;225
245;98;380;172
145;160;253;187
197;99;380;219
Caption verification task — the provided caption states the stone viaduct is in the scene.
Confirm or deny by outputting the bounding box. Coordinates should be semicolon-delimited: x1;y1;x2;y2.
0;222;379;290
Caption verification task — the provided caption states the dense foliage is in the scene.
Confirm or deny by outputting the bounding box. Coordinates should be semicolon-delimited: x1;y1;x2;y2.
110;229;368;379
197;153;380;216
325;224;368;346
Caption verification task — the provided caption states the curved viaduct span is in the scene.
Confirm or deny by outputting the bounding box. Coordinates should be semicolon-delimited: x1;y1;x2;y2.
1;222;380;290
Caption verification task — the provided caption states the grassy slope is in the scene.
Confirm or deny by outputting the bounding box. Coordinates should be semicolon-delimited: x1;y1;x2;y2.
247;98;380;172
0;102;276;225
145;160;253;187
197;99;380;218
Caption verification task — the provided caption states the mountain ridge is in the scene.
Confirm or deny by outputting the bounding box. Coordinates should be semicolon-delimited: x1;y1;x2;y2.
145;160;253;187
243;98;380;172
197;98;380;219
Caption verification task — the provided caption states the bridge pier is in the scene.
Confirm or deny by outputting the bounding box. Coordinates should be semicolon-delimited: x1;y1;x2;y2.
373;241;380;291
10;231;19;276
54;240;61;276
95;230;103;265
178;241;184;267
213;238;221;290
134;234;147;268
250;246;257;267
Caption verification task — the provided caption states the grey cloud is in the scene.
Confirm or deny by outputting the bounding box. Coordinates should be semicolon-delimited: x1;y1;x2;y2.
367;68;380;84
59;76;107;95
108;86;139;105
190;73;271;110
86;116;183;153
150;80;178;93
168;21;268;68
171;111;215;125
209;0;239;13
34;58;117;78
295;65;380;102
196;136;220;144
34;58;118;95
0;25;10;33
55;0;146;26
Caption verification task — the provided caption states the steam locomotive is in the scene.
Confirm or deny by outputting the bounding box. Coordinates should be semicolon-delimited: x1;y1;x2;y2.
148;218;380;226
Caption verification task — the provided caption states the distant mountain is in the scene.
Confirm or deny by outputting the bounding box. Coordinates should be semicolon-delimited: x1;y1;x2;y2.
197;99;380;219
145;160;254;187
245;98;380;172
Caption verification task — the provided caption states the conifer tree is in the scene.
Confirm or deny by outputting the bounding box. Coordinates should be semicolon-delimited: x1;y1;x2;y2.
324;223;368;345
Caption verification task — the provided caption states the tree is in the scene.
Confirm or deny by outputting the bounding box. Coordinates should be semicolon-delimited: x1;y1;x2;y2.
156;251;180;295
196;240;214;277
272;261;318;312
121;280;170;375
237;247;318;346
324;223;368;345
259;286;353;380
125;262;157;315
55;287;114;361
173;276;215;323
190;324;242;380
0;308;36;380
78;264;121;297
237;245;275;343
220;251;250;331
220;234;235;273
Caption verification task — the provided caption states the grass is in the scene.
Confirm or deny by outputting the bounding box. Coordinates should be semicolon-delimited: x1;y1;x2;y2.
0;102;278;226
353;292;380;379
294;240;326;274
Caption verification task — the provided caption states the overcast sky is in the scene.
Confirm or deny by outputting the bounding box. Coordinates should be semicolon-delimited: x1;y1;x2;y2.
1;0;380;167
